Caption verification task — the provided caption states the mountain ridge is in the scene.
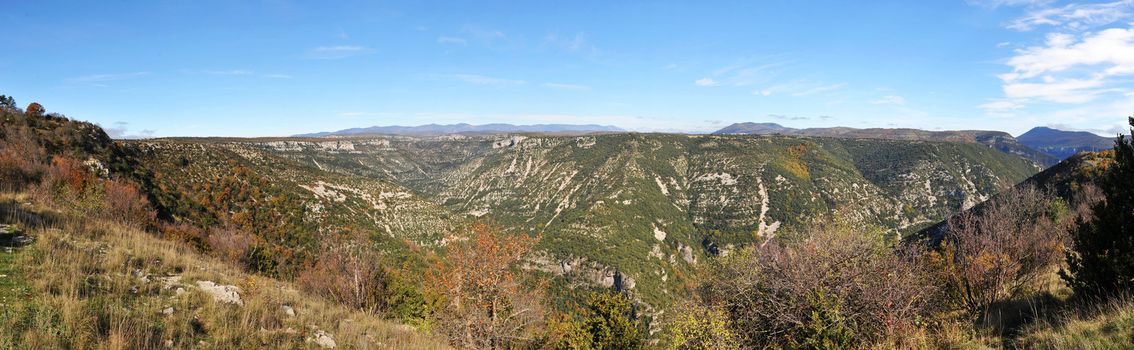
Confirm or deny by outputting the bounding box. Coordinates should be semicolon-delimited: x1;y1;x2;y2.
714;122;1060;167
1018;126;1115;160
296;123;625;137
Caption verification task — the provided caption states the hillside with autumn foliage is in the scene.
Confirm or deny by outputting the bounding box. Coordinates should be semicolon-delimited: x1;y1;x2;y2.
4;96;1134;349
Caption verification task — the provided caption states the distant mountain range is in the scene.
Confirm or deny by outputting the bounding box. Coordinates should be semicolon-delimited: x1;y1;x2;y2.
1017;127;1115;160
296;123;624;137
713;122;1059;167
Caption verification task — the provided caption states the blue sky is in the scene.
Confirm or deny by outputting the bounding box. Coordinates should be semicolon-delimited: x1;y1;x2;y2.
2;0;1133;137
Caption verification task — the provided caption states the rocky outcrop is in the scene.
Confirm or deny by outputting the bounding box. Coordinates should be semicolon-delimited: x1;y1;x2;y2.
195;281;243;305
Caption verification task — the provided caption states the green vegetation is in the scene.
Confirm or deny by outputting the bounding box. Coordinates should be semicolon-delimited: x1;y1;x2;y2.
1064;117;1134;297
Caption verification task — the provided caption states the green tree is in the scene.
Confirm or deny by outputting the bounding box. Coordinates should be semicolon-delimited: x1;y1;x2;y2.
0;95;15;110
1063;117;1134;297
584;291;644;350
667;302;741;350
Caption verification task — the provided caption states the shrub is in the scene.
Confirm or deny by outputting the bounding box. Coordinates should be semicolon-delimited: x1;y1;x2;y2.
582;291;644;350
703;224;939;348
297;239;387;314
158;222;208;251
426;222;546;349
934;185;1071;314
101;179;156;228
33;156;102;214
25;102;44;118
0;126;46;192
205;227;256;263
666;302;740;350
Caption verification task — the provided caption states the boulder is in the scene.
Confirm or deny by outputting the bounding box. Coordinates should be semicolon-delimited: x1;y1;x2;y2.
306;330;336;349
195;281;243;305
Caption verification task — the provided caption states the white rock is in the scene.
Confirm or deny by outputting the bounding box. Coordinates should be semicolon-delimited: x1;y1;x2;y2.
307;330;336;349
195;281;244;305
282;305;296;317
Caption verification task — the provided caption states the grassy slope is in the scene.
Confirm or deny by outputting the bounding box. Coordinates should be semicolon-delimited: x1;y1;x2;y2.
0;193;449;349
1021;297;1134;349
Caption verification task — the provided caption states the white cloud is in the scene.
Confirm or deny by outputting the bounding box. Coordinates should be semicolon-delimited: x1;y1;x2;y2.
542;82;591;91
103;121;156;139
978;99;1026;111
790;82;847;96
870;95;906;105
185;69;293;79
437;36;467;45
1005;29;1134;80
1007;1;1134;31
694;78;718;87
754;80;846;97
1003;76;1110;103
462;26;505;42
993;27;1134;104
703;60;788;87
338;112;382;118
304;45;372;59
66;72;150;87
444;74;526;86
966;0;1054;8
203;69;254;76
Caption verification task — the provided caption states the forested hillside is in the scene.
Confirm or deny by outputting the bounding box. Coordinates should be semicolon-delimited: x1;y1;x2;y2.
135;132;1039;316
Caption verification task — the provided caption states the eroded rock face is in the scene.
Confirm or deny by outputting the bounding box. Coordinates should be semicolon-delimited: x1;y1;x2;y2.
195;281;243;305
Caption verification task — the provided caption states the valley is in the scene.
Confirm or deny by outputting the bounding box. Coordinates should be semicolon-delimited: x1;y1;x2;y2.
129;132;1039;313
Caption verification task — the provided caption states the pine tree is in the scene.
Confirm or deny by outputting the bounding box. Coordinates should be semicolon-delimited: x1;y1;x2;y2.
584;291;644;350
1063;117;1134;297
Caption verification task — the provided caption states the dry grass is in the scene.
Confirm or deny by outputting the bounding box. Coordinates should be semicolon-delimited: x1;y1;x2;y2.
0;193;451;349
1019;295;1134;350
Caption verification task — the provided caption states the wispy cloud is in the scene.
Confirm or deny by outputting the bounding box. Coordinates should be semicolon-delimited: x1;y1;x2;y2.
769;114;810;121
202;69;254;76
694;78;718;87
870;95;906;105
966;0;1054;8
304;45;373;60
974;1;1134;135
437;36;468;45
978;99;1026;113
696;59;790;87
428;74;527;86
185;69;293;79
542;82;591;91
1007;0;1134;31
788;82;847;96
338;112;383;118
103;121;156;139
67;72;150;86
992;27;1134;106
542;32;599;56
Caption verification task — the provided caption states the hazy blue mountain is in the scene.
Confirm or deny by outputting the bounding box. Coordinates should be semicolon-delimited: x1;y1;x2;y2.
1017;127;1115;160
296;123;624;137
